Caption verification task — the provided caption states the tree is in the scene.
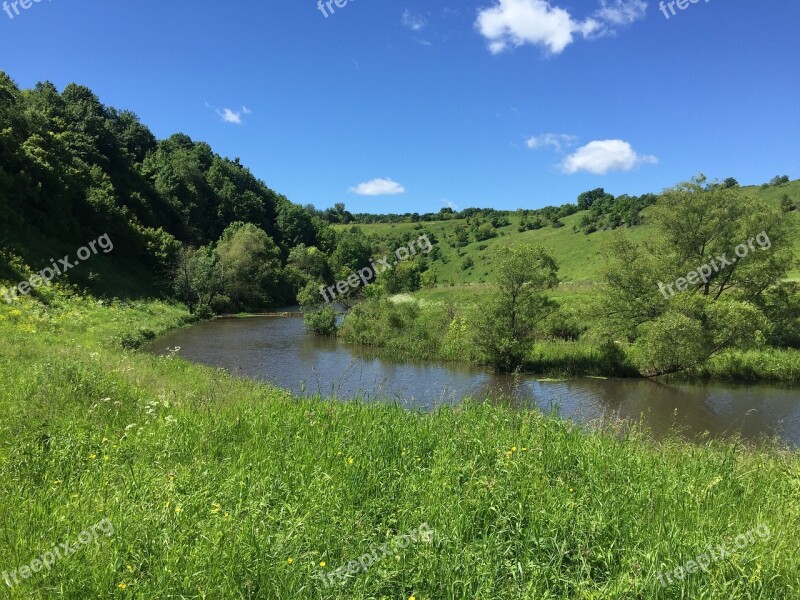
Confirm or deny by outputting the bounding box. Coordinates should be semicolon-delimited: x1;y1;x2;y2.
720;177;739;189
471;244;559;373
577;188;614;211
599;175;795;376
170;245;223;314
216;222;282;311
380;260;422;294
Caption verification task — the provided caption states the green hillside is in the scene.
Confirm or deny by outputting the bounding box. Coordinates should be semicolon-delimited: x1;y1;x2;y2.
339;181;800;286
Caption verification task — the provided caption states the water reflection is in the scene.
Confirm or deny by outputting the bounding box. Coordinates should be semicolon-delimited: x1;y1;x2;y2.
151;316;800;446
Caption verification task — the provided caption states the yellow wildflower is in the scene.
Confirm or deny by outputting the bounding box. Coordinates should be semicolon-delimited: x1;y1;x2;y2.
287;557;294;564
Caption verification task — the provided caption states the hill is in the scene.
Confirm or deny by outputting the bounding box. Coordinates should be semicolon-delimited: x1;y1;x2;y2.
337;181;800;286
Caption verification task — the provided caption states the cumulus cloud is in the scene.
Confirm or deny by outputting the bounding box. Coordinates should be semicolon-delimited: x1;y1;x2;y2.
349;178;406;196
560;139;657;174
526;133;579;153
475;0;646;55
216;107;247;125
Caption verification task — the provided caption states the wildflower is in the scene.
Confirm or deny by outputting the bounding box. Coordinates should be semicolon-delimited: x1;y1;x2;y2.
103;455;110;461
569;488;574;493
512;446;517;452
410;596;416;600
504;451;512;458
347;456;354;465
211;502;221;514
52;480;62;486
117;583;127;589
319;561;326;568
102;437;109;444
175;506;182;514
287;557;294;564
88;453;97;460
126;565;134;573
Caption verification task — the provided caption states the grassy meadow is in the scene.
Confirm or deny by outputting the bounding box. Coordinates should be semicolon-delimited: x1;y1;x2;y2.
339;182;800;285
1;287;800;599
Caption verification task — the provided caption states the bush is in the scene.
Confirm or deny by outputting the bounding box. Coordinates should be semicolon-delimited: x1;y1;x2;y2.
304;306;337;336
120;328;156;350
195;304;215;320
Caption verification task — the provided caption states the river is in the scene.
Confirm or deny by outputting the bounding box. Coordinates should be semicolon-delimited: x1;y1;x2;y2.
151;316;800;447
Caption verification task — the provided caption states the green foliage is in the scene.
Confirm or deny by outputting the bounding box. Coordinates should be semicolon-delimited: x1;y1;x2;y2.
379;260;422;294
216;222;283;311
600;175;795;376
303;306;338;336
0;71;332;303
471;244;559;372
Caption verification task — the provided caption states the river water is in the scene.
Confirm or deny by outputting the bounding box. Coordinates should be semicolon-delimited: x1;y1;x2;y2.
152;316;800;447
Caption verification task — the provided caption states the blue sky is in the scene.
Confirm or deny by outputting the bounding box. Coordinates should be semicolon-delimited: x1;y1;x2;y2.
1;0;798;213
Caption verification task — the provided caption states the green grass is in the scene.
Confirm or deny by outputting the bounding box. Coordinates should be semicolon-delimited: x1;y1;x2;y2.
341;181;800;285
1;289;799;598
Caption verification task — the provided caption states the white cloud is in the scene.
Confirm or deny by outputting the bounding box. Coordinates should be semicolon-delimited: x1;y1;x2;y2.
349;178;406;196
475;0;646;55
526;133;578;152
594;0;647;26
217;108;243;125
402;8;427;31
560;139;657;174
241;106;252;115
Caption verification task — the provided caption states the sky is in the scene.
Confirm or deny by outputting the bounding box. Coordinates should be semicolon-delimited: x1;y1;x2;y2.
1;0;798;214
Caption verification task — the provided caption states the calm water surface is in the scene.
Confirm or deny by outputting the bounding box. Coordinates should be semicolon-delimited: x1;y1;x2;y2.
152;316;800;446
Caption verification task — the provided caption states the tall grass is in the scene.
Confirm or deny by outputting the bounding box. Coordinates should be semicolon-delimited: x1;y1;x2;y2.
0;291;799;598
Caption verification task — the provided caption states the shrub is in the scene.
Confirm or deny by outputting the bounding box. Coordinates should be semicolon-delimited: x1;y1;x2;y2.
304;306;337;336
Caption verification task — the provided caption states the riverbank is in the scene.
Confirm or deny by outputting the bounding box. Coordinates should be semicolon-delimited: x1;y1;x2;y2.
1;292;799;598
335;292;800;383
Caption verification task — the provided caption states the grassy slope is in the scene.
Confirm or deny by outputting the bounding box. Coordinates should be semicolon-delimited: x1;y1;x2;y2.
1;290;799;598
343;182;800;285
